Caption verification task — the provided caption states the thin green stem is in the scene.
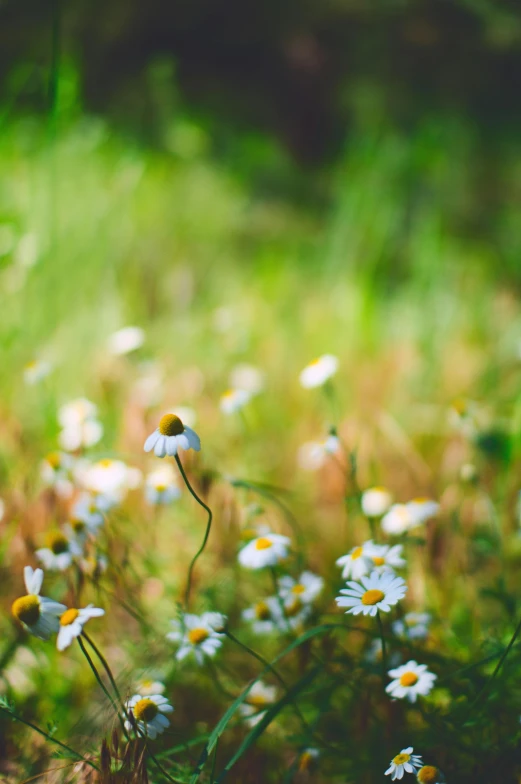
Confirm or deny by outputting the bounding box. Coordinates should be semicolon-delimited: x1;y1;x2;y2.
0;705;99;771
148;746;184;783
82;631;124;710
77;636;126;735
376;611;387;682
175;454;213;608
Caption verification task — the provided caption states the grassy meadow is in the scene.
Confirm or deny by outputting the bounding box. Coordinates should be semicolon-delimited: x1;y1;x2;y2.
1;111;521;783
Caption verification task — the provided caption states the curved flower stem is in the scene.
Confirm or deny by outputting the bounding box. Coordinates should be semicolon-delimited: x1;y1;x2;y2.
376;611;388;682
174;454;213;608
81;631;125;713
77;636;127;737
0;705;100;771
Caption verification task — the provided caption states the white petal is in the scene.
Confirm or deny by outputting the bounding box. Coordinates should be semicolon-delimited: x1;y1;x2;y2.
165;436;178;456
184;426;201;451
144;430;160;452
154;436;167;458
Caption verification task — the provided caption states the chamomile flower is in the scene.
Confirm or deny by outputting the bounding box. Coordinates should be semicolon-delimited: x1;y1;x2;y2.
385;748;423;780
361;487;393;518
57;605;105;651
11;567;66;640
144;413;201;457
230;364;265;395
125;694;174;740
145;465;181;505
336;571;407;617
220;388;251;415
299;354;338;389
386;661;437;703
392;612;431;641
36;530;82;571
368;543;406;572
40;451;74;498
417;766;445;783
297;435;340;471
71;493;106;533
239;681;277;727
298;748;320;772
58;398;103;451
242;597;285;634
167;613;226;664
278;571;324;604
107;326;145;356
407;499;440;526
24;359;52;385
136;678;166;696
381;504;415;536
238;534;291;570
80;459;141;503
336;541;375;581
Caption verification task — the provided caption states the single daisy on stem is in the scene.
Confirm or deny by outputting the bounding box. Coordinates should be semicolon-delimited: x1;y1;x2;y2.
385;748;423;780
125;694;174;739
386;660;437;703
57;604;105;651
11;567;66;640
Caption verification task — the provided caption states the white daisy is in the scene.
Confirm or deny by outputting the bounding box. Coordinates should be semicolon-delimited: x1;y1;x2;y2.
278;571;324;604
11;567;67;640
386;661;437;703
336;571;407;617
239;681;277;727
242;597;286;634
145;465;181;505
58;398;99;428
167;613;226;665
407;499;440;526
220;388;251;415
416;765;446;783
230;364;265;395
144;413;201;458
385;747;423;780
136;678;166;696
299;355;338;389
71;493;106;533
36;530;82;571
238;534;291;570
125;693;174;740
107;326;145;356
56;605;105;651
368;543;406;573
58;398;103;451
24;359;52;385
392;612;431;641
79;459;142;503
297;436;340;471
381;504;415;536
335;541;376;581
361;487;393;518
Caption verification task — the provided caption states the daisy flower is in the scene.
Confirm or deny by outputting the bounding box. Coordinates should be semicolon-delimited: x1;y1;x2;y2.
278;571;324;604
80;459;141;504
144;413;201;458
392;612;431;641
298;748;320;772
368;542;406;572
381;504;415;536
336;571;407;617
125;694;174;739
220;388;251;415
107;326;145;356
57;605;105;651
136;678;166;696
297;435;340;471
11;567;66;640
36;530;82;571
335;541;376;581
361;487;393;518
167;613;226;664
58;398;103;451
71;493;106;533
24;359;52;385
385;748;423;780
238;534;291;569
299;355;338;389
386;661;437;703
145;465;181;505
407;499;440;526
417;766;446;783
230;364;265;395
239;681;277;727
242;597;285;634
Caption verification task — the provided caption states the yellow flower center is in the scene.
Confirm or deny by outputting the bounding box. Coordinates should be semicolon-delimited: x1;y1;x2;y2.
309;358;321;367
399;671;419;687
155;484;167;492
393;753;411;765
60;608;80;626
361;589;385;606
254;601;271;620
71;520;86;534
12;595;40;625
158;414;184;437
417;766;439;784
188;628;209;645
373;557;385;566
255;537;273;550
285;598;303;618
351;546;363;560
291;584;306;594
46;531;69;555
247;695;268;708
99;459;113;468
412;497;430;504
46;452;62;469
133;698;158;723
